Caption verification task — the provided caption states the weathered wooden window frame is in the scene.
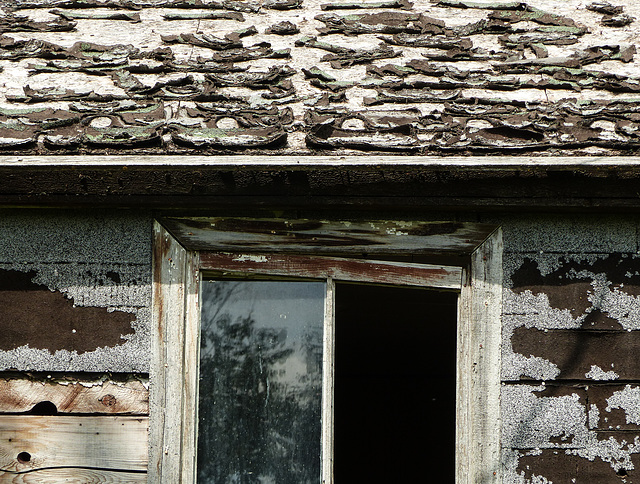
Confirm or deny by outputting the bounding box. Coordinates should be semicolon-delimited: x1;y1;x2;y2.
150;220;503;484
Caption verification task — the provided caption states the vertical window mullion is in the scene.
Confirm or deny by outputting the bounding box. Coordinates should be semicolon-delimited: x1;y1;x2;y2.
322;277;335;484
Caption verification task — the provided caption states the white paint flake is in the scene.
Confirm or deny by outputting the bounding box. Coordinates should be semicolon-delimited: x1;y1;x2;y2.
586;365;619;381
589;404;601;429
232;254;269;263
606;385;640;425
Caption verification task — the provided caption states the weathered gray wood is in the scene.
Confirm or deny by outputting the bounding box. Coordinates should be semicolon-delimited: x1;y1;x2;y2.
0;469;146;483
150;222;188;483
0;416;148;472
457;228;503;484
163;217;495;256
199;252;462;290
156;218;500;484
4;155;640;169
0;378;148;415
322;278;335;484
180;252;201;484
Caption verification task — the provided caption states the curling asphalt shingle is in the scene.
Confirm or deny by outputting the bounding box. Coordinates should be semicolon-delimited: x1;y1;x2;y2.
0;0;638;154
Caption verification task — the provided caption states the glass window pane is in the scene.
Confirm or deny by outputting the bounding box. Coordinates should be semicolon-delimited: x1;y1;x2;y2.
198;280;325;484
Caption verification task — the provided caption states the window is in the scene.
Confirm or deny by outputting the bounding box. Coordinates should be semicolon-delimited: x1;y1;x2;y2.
150;218;502;483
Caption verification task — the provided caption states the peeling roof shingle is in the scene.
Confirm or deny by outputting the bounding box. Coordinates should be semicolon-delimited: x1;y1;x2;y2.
0;0;639;154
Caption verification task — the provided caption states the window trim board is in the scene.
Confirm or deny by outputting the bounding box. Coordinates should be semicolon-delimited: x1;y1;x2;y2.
150;220;502;484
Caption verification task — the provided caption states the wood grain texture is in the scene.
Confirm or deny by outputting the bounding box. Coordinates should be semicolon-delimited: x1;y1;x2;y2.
457;228;503;484
321;278;335;484
149;222;188;483
0;378;148;415
180;251;200;484
200;252;462;290
0;416;148;473
163;217;495;256
0;468;146;483
3;155;640;168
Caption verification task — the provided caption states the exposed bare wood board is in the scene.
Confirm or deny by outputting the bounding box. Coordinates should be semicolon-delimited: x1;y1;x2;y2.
0;416;148;473
0;378;148;415
163;217;495;255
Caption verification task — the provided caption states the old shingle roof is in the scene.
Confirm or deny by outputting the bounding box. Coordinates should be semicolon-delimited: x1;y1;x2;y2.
0;0;638;154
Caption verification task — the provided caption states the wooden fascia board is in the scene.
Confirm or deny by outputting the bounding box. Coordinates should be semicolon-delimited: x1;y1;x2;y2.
2;155;640;170
1;156;640;210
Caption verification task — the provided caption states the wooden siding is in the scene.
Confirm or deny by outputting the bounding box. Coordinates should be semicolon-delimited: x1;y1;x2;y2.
0;468;146;483
503;251;640;481
0;377;148;415
0;375;149;482
0;416;148;473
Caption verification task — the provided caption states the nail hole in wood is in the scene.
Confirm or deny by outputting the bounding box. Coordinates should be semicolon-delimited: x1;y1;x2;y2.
17;452;31;463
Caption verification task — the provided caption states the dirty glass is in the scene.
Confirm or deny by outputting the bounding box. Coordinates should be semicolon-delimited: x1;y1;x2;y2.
197;280;325;484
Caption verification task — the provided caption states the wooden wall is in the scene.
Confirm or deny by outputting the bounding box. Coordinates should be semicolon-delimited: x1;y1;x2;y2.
0;373;149;482
0;210;152;482
501;215;640;482
4;208;640;482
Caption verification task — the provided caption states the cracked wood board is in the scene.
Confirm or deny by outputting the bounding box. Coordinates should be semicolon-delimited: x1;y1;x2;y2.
0;377;148;415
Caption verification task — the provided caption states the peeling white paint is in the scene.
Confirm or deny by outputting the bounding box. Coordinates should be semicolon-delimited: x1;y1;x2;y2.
585;365;619;381
570;436;640;473
232;254;270;263
502;386;589;449
384;228;408;236
0;211;152;373
502;385;640;481
588;404;600;429
606;385;640;425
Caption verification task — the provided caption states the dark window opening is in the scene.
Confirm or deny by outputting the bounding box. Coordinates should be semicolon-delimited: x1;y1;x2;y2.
334;283;458;482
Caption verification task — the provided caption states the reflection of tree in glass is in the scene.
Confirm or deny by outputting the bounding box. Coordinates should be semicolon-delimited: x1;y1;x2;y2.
197;282;322;484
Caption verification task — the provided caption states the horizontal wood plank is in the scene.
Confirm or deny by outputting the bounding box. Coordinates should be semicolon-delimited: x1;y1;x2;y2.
199;252;462;289
165;217;495;255
4;155;640;169
0;469;146;483
0;378;148;415
0;416;148;473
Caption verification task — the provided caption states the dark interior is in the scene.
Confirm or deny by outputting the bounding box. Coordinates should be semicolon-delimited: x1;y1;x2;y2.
334;283;458;482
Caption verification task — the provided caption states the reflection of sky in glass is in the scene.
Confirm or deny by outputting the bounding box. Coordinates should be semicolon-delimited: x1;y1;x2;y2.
200;280;325;385
198;280;325;484
201;280;324;343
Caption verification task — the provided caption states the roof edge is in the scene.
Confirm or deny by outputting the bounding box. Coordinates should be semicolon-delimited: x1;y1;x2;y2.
2;155;640;170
